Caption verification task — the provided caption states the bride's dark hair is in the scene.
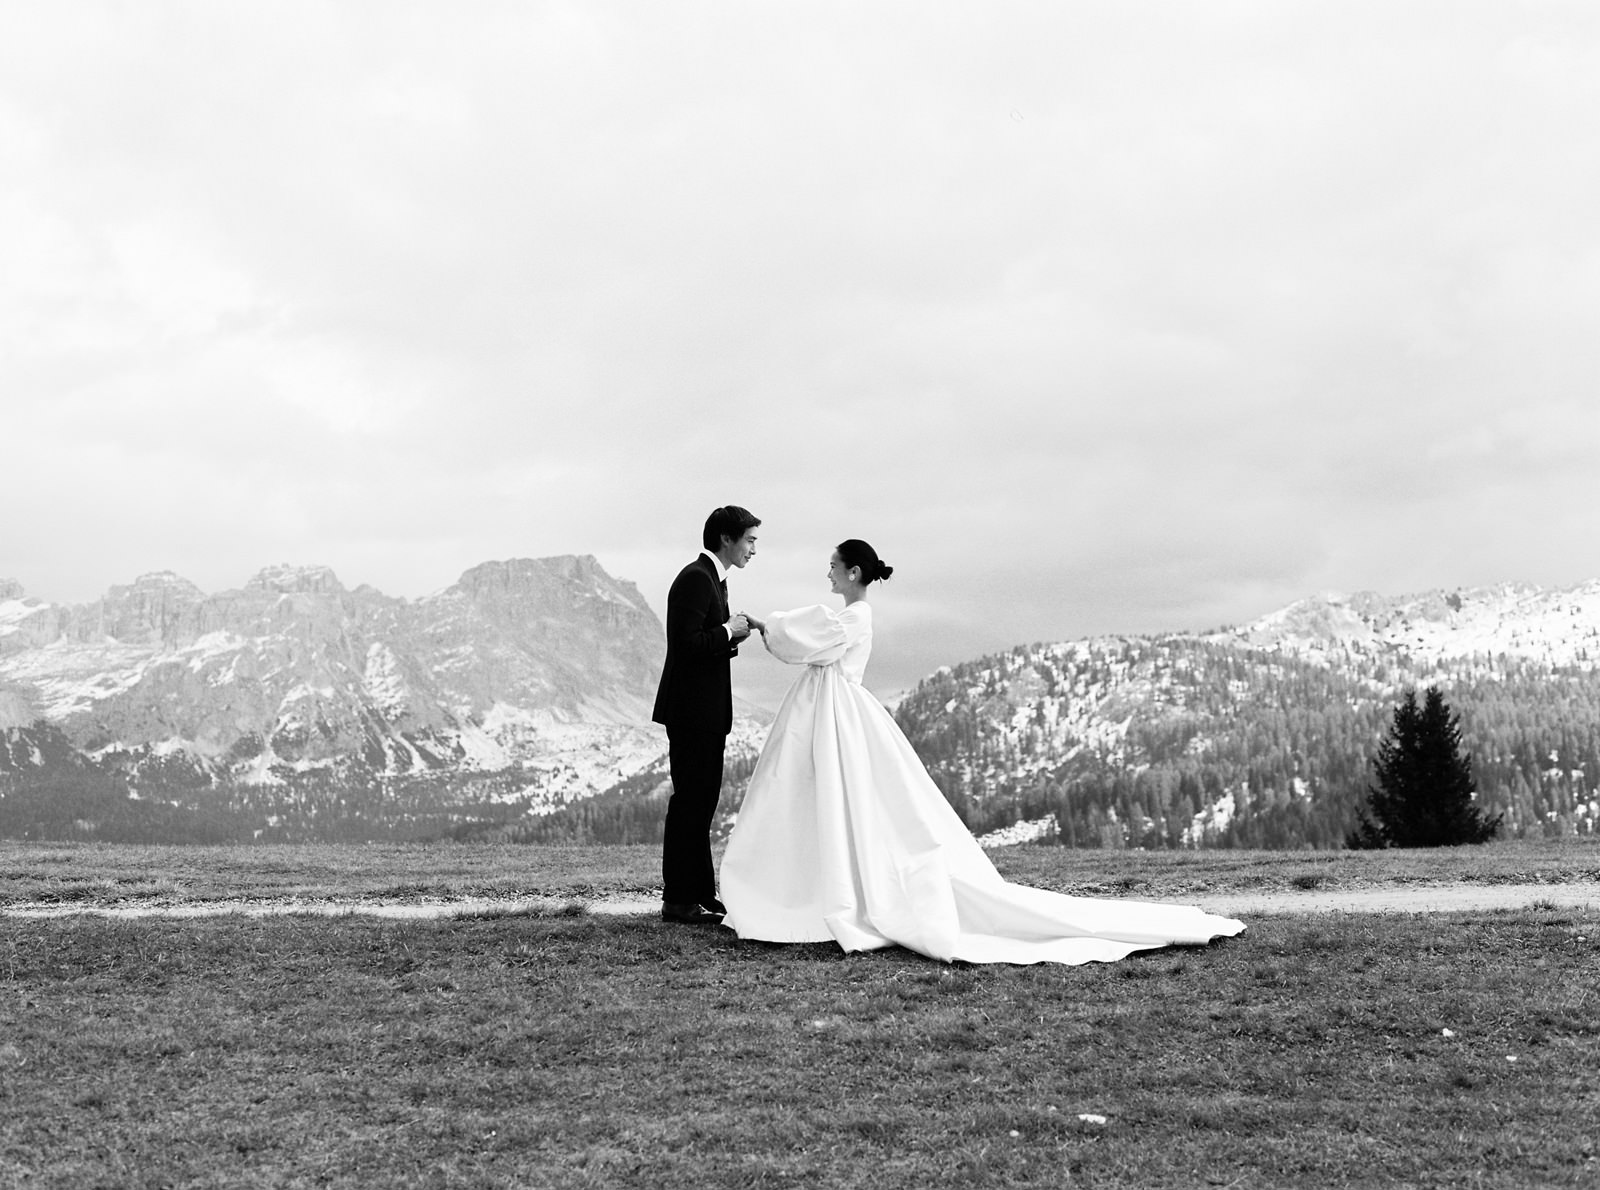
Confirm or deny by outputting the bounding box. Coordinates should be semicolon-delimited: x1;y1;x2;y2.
836;539;894;585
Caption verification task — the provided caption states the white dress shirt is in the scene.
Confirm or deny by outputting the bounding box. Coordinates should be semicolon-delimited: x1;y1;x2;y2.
700;549;735;638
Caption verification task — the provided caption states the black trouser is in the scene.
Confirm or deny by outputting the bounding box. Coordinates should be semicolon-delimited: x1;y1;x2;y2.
662;727;725;906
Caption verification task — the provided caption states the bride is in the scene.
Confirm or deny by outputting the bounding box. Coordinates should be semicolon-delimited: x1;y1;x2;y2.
720;539;1245;965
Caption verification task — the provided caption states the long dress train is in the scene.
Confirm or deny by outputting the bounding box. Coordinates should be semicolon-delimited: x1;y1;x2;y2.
719;603;1245;965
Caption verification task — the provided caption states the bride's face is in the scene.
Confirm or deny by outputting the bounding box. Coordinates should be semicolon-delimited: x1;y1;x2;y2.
827;551;856;594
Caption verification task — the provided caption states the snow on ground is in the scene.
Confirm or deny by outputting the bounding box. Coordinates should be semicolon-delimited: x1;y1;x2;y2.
977;815;1059;848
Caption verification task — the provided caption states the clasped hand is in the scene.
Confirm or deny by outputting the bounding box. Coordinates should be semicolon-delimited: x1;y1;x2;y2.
729;613;765;640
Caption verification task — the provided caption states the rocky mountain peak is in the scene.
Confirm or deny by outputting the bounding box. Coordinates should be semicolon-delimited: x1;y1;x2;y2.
452;555;649;613
67;569;209;647
420;555;662;723
245;564;347;596
127;571;206;597
102;572;207;609
456;555;586;592
0;579;24;601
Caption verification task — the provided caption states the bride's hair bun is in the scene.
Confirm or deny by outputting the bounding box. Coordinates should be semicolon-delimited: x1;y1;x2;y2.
837;538;894;585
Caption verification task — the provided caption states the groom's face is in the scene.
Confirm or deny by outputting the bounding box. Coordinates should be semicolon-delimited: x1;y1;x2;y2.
723;529;758;569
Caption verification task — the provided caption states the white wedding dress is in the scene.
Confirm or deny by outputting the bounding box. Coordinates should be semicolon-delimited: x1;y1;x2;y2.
720;603;1245;965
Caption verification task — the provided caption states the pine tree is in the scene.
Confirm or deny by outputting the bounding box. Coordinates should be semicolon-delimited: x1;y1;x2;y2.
1347;686;1501;848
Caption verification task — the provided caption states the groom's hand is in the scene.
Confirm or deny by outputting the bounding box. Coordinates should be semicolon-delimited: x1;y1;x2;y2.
728;613;751;641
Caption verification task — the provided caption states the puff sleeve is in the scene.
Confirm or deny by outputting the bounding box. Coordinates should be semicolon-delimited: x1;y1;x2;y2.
760;605;856;666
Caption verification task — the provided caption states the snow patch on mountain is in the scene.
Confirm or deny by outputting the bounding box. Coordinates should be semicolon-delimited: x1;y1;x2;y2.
238;742;286;786
185;631;249;673
0;596;44;635
516;721;668;813
479;700;557;738
0;691;37;730
3;638;155;718
451;719;514;772
281;682;336;705
1222;582;1600;672
1185;790;1237;846
362;643;408;712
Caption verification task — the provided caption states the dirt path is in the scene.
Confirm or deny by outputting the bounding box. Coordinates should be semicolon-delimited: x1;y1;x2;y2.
5;883;1598;921
0;895;652;921
1192;882;1600;916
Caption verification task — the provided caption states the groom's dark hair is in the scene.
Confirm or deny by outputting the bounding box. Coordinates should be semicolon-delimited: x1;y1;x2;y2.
703;505;761;551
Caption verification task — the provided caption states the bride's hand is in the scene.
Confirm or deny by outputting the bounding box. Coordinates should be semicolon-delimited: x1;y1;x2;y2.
745;614;766;635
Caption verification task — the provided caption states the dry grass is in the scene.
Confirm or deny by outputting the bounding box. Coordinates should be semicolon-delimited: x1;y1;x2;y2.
0;841;661;907
1;840;1598;1187
990;835;1600;898
3;837;1596;911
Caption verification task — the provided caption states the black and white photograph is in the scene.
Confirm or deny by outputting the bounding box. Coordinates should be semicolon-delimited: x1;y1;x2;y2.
3;3;1598;1186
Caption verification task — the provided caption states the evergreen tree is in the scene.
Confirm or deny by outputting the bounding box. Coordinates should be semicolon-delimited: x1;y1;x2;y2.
1347;686;1501;848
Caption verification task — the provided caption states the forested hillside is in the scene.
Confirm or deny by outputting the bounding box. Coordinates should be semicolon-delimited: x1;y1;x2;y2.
892;635;1600;849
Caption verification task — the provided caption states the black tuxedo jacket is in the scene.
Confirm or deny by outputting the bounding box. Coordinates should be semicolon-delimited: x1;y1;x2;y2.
652;554;740;736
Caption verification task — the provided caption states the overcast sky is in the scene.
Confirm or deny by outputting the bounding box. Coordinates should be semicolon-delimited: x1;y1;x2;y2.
5;1;1600;708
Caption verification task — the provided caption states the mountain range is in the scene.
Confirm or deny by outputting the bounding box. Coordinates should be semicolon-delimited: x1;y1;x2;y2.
0;558;679;840
4;564;1600;847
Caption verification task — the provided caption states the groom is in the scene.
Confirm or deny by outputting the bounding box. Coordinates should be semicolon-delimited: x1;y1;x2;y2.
652;505;760;925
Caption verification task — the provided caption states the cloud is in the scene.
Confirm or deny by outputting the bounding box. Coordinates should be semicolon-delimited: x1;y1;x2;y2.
5;2;1600;707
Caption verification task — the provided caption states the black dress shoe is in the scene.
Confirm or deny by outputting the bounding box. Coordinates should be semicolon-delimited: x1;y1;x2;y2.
661;901;724;925
705;896;727;915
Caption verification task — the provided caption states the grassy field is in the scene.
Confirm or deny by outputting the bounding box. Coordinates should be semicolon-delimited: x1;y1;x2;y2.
4;836;1599;908
2;840;1598;1188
